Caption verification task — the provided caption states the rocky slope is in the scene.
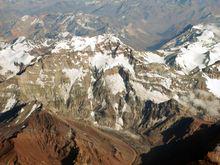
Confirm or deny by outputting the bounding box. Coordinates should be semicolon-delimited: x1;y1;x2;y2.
0;23;220;164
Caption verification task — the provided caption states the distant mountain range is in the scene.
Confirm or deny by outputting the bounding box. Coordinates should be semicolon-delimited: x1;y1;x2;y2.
1;0;220;50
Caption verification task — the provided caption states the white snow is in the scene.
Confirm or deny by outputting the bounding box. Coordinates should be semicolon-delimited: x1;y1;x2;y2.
52;41;70;53
197;30;215;43
139;73;172;89
87;85;94;100
122;103;130;113
193;24;220;38
0;37;35;78
63;68;85;85
25;104;39;120
113;103;123;130
209;43;220;65
51;34;121;53
36;69;46;87
42;40;51;47
115;117;123;130
166;24;220;74
71;35;107;51
206;76;220;98
130;81;149;101
2;96;17;113
161;78;172;89
143;52;165;64
131;81;169;103
175;42;208;73
105;74;126;95
61;68;85;102
90;111;95;119
90;52;134;74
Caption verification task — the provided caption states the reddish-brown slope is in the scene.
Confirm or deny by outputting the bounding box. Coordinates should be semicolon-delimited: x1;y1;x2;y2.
0;111;138;165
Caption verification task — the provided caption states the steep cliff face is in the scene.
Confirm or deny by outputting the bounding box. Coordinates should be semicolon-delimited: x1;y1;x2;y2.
0;23;220;164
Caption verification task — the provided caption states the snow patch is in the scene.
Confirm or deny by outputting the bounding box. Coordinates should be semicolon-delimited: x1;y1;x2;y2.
71;35;110;51
2;96;17;113
131;81;169;103
143;52;165;64
105;74;126;95
113;103;123;130
206;76;220;98
209;43;220;65
63;68;85;85
166;24;220;74
25;104;39;120
90;52;134;74
175;42;208;73
52;41;70;53
0;37;35;78
61;68;85;102
51;34;121;53
36;70;46;87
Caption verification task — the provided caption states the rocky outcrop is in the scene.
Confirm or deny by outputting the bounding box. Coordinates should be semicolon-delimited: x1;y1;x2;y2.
0;111;79;165
0;110;139;165
206;146;220;164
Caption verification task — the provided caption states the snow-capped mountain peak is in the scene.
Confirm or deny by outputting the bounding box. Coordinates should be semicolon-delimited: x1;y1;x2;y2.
163;24;220;74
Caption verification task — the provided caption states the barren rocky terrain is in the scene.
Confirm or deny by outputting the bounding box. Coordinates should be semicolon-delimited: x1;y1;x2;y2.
0;1;220;165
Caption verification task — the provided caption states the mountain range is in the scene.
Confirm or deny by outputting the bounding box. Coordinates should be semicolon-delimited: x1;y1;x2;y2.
0;0;220;165
1;0;220;50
